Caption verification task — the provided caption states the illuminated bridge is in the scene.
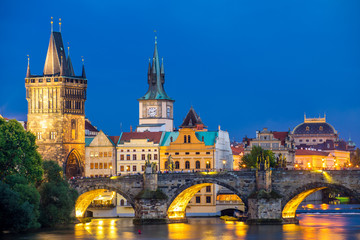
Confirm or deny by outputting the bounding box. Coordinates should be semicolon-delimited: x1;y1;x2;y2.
69;170;360;224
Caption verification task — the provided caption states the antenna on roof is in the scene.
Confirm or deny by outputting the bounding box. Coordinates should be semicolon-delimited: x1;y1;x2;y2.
51;17;53;32
59;18;62;32
27;54;30;65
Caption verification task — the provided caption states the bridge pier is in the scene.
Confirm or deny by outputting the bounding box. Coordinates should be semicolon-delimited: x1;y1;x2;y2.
247;169;288;224
133;166;169;225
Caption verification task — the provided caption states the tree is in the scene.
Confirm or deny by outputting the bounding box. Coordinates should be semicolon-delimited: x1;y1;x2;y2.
240;146;276;169
0;118;43;183
350;148;360;167
38;160;78;227
0;118;42;232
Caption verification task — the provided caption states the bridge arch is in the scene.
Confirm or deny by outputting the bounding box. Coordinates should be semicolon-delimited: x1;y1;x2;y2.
74;185;136;218
166;178;247;220
282;182;360;219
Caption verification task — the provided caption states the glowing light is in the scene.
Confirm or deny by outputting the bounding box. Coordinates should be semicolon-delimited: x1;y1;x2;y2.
295;164;299;168
199;171;218;175
75;189;107;217
320;204;329;210
282;187;326;219
167;183;212;220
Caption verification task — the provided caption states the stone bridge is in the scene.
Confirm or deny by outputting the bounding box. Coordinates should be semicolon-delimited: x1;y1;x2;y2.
69;169;360;224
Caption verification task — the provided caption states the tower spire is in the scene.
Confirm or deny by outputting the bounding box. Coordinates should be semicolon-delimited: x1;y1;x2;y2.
26;55;31;78
59;18;62;32
67;42;75;76
81;57;86;78
51;17;53;32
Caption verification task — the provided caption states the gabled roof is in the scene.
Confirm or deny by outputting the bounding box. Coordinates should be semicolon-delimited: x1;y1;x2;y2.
272;131;289;146
180;107;205;128
85;120;99;133
231;146;244;155
108;136;120;146
85;137;95;146
118;132;163;145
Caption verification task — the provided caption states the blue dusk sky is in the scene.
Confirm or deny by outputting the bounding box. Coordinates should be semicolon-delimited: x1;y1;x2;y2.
0;0;359;145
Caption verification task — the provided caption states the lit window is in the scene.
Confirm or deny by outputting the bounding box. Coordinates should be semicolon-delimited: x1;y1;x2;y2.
99;152;103;157
99;163;103;169
95;163;98;169
133;165;137;172
37;132;42;140
90;163;94;169
90;152;94;157
108;152;112;157
126;155;130;160
120;166;124;171
95;152;99;157
50;132;56;140
104;163;107;169
154;154;158;160
104;152;107;157
120;155;124;160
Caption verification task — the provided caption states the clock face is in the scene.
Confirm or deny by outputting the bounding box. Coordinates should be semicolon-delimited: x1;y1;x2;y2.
148;107;157;117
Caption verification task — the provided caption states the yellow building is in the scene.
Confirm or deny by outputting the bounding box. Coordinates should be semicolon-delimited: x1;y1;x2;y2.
295;149;350;170
160;107;234;216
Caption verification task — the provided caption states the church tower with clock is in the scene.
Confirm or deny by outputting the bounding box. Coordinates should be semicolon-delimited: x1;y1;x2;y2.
137;37;174;132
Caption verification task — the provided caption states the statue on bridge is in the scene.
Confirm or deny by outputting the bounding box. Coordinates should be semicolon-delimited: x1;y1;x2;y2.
165;155;174;172
145;154;157;173
257;154;270;171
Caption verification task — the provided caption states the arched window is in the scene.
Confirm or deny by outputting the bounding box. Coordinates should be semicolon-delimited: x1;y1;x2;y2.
196;161;200;169
188;135;191;143
184;135;187;143
185;161;190;169
120;199;125;206
71;119;76;139
175;161;180;169
206;161;211;169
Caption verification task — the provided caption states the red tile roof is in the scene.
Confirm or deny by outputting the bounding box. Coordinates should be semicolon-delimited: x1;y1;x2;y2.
85;120;99;132
108;136;120;145
119;132;163;144
231;146;244;155
272;132;289;146
296;149;329;156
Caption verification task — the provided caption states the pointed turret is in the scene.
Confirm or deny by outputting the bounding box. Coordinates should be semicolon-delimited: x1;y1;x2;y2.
82;62;87;79
43;31;67;76
26;56;31;78
140;36;172;100
67;46;75;76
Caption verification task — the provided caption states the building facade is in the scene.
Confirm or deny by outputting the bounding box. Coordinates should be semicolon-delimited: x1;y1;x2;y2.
295;149;350;170
159;107;234;216
25;27;87;177
137;37;174;132
85;130;116;177
292;115;338;146
116;132;163;174
244;128;296;169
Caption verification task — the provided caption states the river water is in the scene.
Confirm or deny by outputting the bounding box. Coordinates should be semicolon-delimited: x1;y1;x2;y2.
4;207;360;240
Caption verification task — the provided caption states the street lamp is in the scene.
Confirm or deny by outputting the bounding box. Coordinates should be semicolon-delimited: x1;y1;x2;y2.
110;165;113;176
222;160;226;171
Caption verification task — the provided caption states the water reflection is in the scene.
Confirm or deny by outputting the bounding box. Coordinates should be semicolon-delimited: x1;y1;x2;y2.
3;214;360;240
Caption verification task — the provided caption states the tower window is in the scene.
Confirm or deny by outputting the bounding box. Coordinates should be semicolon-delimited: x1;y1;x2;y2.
188;135;191;143
71;119;76;140
184;135;187;143
46;78;51;82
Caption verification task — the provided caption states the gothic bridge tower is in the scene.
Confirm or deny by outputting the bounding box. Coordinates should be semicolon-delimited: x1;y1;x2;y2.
137;36;174;132
25;21;87;177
